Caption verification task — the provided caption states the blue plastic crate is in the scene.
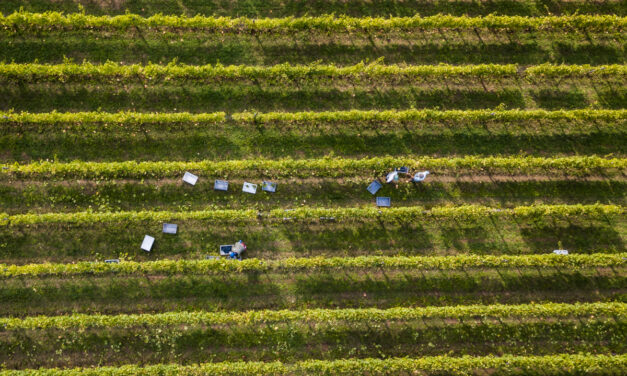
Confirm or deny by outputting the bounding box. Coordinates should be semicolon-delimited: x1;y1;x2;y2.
262;181;277;193
376;197;391;207
367;180;382;195
162;223;178;234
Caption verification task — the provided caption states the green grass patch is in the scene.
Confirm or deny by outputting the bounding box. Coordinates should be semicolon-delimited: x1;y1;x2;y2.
2;126;625;162
1;319;624;368
2;84;620;113
2;109;626;162
1;213;624;264
0;84;533;112
0;31;622;65
1;268;623;316
1;178;625;213
3;156;623;179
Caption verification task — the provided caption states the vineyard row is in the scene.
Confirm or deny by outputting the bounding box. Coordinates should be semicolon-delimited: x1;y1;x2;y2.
1;355;626;375
2;109;625;129
1;12;624;32
2;204;622;225
2;302;623;330
2;253;624;278
2;156;624;179
0;62;623;84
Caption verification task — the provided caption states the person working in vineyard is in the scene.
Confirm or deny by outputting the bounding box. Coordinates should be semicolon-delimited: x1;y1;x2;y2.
228;240;247;260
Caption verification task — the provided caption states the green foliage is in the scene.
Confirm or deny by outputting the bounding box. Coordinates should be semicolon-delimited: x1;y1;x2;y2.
0;61;515;83
0;0;622;18
3;204;622;225
0;61;624;84
1;12;624;33
0;354;626;375
2;109;624;131
1;253;624;278
0;7;625;372
2;156;624;179
1;302;623;330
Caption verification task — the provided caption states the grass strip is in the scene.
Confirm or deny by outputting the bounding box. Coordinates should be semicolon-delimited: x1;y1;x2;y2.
2;269;623;316
2;208;623;264
2;31;623;67
2;110;624;161
3;85;617;112
2;321;625;367
3;179;624;214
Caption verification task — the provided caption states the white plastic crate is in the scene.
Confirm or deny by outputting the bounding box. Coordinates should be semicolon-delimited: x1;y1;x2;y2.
262;181;277;193
141;235;155;252
163;223;178;234
242;182;258;194
214;179;229;191
182;172;198;185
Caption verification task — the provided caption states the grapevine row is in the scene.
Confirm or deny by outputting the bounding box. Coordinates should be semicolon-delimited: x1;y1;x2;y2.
0;62;623;84
2;302;623;330
2;109;624;130
2;253;624;278
1;204;622;225
2;156;624;179
1;12;624;32
1;355;626;376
